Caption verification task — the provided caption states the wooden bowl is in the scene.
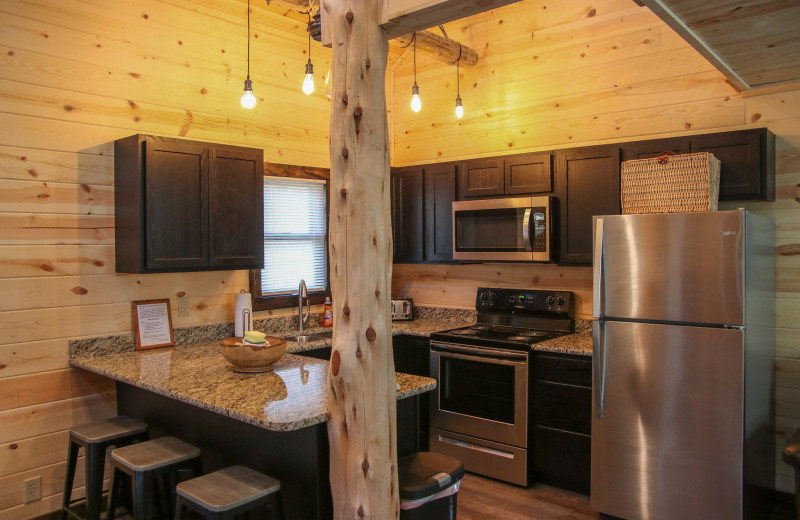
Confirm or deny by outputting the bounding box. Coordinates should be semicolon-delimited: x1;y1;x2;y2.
220;336;287;373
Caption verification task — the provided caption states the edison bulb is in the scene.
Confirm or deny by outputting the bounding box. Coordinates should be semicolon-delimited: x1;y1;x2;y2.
241;77;256;109
455;97;464;119
302;73;315;95
410;84;421;113
303;61;315;95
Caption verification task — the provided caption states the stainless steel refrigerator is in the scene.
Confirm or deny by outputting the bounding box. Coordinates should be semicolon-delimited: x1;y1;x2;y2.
591;210;775;520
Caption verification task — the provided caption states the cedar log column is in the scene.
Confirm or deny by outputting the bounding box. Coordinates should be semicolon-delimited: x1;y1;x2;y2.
325;1;398;519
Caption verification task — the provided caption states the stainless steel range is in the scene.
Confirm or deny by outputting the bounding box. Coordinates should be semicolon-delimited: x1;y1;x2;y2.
429;287;574;486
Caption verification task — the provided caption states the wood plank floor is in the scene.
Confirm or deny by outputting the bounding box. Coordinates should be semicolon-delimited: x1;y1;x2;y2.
456;472;796;520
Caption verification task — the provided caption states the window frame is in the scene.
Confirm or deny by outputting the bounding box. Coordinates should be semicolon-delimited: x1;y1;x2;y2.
250;170;330;311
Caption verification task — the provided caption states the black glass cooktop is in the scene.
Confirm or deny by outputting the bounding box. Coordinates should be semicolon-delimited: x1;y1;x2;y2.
430;324;564;351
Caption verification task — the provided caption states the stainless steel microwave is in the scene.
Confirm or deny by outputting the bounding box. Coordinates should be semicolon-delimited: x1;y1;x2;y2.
452;196;555;262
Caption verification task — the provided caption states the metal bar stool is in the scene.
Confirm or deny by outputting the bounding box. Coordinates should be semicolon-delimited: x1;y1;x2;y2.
108;436;202;520
61;416;148;520
174;465;284;520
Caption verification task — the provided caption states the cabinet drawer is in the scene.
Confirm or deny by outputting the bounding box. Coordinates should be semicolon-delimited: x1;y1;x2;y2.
533;380;591;434
534;353;591;387
532;426;590;494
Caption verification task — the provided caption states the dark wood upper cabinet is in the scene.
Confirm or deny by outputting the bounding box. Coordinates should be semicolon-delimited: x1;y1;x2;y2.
458;154;553;199
424;163;457;263
458;158;504;199
504;152;553;195
622;137;691;161
692;128;775;201
622;128;775;201
391;166;425;263
555;145;621;265
115;134;264;273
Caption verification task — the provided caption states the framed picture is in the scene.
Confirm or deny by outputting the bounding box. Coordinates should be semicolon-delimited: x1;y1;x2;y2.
132;299;175;350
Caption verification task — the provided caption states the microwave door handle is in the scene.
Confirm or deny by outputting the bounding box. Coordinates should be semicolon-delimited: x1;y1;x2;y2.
522;208;532;248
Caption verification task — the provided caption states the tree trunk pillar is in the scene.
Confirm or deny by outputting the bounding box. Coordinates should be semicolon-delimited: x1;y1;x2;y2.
325;0;397;519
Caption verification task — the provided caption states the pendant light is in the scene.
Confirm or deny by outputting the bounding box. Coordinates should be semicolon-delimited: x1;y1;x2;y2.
410;32;421;113
454;43;464;119
240;0;256;109
302;12;315;95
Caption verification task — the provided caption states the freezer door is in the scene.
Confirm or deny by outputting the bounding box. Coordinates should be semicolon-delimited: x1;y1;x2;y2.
591;321;744;520
594;211;745;325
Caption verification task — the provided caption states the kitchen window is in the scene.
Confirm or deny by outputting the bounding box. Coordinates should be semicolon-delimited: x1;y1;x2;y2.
250;176;329;310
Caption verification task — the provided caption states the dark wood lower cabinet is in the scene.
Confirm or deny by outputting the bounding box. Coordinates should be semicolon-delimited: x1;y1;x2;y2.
531;352;592;494
393;335;431;451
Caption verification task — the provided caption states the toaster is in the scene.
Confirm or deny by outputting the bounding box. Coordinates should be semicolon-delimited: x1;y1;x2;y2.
391;298;414;321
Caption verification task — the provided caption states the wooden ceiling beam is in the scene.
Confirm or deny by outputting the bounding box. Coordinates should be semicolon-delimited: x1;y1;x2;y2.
265;0;480;67
637;0;749;91
379;0;522;39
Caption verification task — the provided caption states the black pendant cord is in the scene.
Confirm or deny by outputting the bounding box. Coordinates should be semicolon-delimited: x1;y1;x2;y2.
456;42;461;97
413;32;417;85
307;11;312;62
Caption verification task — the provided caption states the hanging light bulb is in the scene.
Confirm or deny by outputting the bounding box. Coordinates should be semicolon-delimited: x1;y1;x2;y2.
303;60;315;95
454;43;463;119
241;77;257;109
240;0;256;109
410;32;421;113
302;13;315;95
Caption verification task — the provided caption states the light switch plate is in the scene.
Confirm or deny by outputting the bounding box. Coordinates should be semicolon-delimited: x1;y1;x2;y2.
177;296;190;317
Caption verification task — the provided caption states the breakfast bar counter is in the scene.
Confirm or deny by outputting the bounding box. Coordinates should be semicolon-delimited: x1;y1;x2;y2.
71;340;435;432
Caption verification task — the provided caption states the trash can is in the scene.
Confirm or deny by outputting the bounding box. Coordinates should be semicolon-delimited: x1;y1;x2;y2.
398;452;465;520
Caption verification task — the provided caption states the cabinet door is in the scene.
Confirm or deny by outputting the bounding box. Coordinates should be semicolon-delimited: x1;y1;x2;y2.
692;129;775;201
208;146;264;268
144;138;208;270
504;153;552;194
391;167;425;263
424;163;456;262
555;145;621;265
457;158;504;199
622;137;691;161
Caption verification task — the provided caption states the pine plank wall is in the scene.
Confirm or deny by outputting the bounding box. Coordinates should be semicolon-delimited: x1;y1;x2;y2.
0;0;797;517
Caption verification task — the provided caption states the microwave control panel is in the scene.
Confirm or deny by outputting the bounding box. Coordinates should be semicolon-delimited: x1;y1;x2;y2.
475;287;573;314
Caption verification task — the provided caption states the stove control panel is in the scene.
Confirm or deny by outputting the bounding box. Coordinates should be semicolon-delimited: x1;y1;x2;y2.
476;287;573;314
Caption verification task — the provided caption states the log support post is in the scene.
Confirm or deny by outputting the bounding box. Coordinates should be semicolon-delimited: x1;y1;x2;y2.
326;0;398;518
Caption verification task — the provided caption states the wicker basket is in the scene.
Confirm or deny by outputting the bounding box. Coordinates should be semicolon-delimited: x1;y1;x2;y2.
621;151;720;214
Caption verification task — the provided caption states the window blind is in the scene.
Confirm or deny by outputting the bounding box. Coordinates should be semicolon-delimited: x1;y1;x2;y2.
261;177;328;295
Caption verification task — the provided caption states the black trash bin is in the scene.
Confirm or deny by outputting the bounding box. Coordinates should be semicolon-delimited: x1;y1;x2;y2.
398;452;465;520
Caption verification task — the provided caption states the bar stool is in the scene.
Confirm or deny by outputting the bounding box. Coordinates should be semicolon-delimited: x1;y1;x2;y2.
61;416;148;520
174;465;284;520
108;436;202;520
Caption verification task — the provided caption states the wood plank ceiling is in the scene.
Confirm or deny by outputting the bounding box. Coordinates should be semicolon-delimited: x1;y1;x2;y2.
640;0;800;91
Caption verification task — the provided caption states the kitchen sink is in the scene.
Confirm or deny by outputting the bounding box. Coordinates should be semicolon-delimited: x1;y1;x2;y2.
289;330;333;343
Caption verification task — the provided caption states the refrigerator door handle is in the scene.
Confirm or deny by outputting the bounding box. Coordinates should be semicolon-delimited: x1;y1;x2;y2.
593;320;606;418
593;217;604;318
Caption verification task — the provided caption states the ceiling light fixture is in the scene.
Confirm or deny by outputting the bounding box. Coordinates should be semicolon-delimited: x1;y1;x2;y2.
455;43;463;119
240;0;256;109
302;12;315;95
410;32;421;113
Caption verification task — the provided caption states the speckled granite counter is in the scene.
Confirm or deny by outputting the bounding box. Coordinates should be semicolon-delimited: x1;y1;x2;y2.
71;340;435;432
531;319;593;356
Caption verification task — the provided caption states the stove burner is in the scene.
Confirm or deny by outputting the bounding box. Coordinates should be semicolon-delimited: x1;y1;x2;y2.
472;325;491;331
507;336;532;342
449;328;480;336
519;330;550;337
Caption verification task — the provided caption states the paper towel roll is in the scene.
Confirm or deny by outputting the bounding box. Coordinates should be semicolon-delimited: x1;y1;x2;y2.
234;292;252;337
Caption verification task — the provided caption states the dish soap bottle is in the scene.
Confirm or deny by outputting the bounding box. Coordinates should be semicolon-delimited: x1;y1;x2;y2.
323;297;333;327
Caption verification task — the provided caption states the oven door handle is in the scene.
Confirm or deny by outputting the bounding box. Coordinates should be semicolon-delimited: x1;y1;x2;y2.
431;342;528;362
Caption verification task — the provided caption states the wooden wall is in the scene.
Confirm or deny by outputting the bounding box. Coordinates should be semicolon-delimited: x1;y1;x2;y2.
0;0;330;517
389;0;800;493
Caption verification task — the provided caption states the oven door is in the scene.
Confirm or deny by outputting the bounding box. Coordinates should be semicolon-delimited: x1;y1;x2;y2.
430;341;529;448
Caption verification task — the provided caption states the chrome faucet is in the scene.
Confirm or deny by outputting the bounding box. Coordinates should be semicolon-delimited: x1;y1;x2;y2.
298;279;310;331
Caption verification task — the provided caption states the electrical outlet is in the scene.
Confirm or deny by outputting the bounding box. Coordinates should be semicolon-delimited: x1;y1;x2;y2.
177;296;190;318
24;476;41;503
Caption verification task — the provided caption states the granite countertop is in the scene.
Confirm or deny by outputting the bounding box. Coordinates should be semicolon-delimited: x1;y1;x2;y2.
532;319;593;356
71;340;436;432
